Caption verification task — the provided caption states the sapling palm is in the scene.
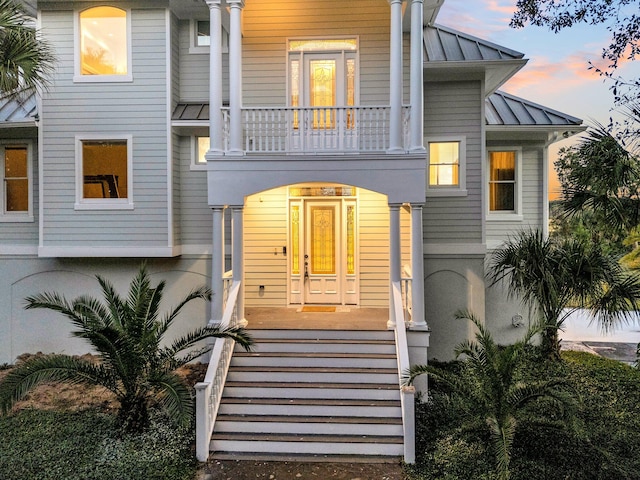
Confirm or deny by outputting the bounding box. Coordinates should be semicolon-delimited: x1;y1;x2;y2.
0;264;253;433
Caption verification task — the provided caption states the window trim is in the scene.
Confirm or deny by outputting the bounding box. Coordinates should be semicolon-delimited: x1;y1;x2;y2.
191;135;209;171
75;135;134;210
0;141;34;222
487;146;523;219
73;6;133;83
189;20;228;54
425;136;467;197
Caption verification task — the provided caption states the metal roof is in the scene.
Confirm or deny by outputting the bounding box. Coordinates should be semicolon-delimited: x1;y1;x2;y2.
172;103;210;121
486;91;582;126
424;24;525;62
0;92;37;125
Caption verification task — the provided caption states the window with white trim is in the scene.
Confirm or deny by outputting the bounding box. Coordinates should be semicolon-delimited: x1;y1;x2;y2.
0;143;32;221
488;148;522;216
426;137;467;196
191;136;209;170
189;20;228;54
76;136;133;210
75;6;132;82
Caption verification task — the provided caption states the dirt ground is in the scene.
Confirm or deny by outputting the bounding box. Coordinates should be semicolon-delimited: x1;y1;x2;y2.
200;459;407;480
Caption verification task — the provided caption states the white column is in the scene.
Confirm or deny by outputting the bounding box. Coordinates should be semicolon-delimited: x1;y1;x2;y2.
410;204;427;329
388;0;404;154
227;0;244;155
388;204;402;328
210;207;224;323
205;0;224;156
231;205;245;324
409;0;425;153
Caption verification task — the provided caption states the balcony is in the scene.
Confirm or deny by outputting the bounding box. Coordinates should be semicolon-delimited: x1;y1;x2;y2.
218;105;411;155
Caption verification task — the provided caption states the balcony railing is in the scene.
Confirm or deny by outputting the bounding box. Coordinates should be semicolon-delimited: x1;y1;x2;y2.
221;106;411;154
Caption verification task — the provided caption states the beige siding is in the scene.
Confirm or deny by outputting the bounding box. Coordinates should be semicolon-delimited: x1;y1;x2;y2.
243;186;389;308
423;81;483;244
242;0;391;107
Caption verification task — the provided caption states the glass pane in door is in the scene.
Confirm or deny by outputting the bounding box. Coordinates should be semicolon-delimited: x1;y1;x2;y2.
310;205;336;274
309;60;336;129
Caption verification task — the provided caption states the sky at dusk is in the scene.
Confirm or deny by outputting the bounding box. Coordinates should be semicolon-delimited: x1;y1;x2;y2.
437;0;640;198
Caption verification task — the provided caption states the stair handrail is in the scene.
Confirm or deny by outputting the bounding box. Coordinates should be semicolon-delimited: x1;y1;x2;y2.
195;279;242;461
391;280;416;464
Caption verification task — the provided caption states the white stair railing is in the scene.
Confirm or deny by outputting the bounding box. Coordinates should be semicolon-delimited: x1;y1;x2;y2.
195;279;242;462
391;280;416;464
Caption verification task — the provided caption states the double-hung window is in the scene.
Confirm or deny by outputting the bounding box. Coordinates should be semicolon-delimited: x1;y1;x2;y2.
488;148;521;216
75;136;133;210
75;6;132;82
426;137;467;196
0;143;32;221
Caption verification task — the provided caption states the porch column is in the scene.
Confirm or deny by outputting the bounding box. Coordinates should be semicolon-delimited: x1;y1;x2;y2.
410;204;427;329
205;0;224;155
388;0;404;154
388;204;402;328
231;205;246;324
409;0;425;153
227;0;244;155
211;206;225;323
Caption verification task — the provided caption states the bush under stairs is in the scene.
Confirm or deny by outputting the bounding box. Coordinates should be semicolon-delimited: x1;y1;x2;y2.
210;328;404;462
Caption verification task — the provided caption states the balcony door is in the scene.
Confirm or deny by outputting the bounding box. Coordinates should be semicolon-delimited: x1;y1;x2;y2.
288;39;358;151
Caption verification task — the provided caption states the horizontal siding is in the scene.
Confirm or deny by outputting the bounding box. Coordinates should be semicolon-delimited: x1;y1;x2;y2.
423;81;483;244
358;188;389;307
0;130;39;247
242;0;392;107
177;136;211;245
40;8;170;248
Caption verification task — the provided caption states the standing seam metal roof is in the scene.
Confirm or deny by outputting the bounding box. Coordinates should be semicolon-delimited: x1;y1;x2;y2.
424;24;525;62
486;91;582;126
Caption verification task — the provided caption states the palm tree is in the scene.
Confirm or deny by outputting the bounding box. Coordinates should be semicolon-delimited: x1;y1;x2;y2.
0;0;56;97
0;264;253;433
489;229;640;359
404;310;570;480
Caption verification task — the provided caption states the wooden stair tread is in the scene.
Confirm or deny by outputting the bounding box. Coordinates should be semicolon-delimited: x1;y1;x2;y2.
230;366;398;374
212;452;401;463
216;414;403;424
225;381;397;390
253;338;395;345
220;397;401;406
234;352;396;358
212;432;403;444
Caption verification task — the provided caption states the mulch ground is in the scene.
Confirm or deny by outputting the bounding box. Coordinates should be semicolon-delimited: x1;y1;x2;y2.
201;459;407;480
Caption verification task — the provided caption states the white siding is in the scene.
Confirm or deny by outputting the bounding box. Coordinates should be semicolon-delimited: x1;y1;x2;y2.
40;7;171;248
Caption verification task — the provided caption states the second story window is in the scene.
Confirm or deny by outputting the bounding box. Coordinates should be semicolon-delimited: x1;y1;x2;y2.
196;21;210;47
76;136;133;210
488;148;521;215
426;137;467;197
77;6;131;81
189;20;228;54
1;144;32;221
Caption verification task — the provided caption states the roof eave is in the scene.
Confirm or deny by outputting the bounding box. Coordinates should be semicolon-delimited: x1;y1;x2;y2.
424;59;528;95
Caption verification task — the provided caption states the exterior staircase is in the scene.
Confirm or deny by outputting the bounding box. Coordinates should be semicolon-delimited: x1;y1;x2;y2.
210;328;403;462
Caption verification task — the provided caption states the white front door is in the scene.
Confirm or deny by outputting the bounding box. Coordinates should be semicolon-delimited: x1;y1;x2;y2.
304;200;340;304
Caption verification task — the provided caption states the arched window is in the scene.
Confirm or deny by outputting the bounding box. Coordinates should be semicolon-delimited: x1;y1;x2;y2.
79;6;128;76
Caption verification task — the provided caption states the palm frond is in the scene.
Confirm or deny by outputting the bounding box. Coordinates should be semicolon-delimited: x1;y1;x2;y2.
149;371;193;426
0;354;119;414
156;285;212;339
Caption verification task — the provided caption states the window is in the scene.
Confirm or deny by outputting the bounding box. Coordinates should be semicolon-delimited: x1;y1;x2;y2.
76;6;131;82
0;143;32;221
76;136;133;210
189;20;228;54
191;136;209;170
488;148;521;216
426;138;467;196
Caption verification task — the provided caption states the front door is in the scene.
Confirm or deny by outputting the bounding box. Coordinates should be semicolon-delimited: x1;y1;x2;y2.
305;201;340;304
288;189;358;306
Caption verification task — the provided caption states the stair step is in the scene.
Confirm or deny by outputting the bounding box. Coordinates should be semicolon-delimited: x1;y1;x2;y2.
212;434;404;456
244;339;396;354
211;452;402;463
217;414;403;424
247;329;394;341
223;383;399;400
231;352;396;369
225;381;397;389
227;366;398;384
218;398;401;417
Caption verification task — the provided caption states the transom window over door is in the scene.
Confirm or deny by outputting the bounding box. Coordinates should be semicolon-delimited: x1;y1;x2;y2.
288;38;358;144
